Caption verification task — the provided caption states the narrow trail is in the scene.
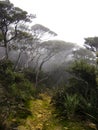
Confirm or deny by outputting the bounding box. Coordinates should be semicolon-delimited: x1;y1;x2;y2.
18;93;63;130
17;93;91;130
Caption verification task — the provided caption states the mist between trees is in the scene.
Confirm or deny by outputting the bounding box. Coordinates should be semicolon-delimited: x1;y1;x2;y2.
0;1;98;130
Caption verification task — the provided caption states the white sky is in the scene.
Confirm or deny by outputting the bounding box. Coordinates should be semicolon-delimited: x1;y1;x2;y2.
10;0;98;45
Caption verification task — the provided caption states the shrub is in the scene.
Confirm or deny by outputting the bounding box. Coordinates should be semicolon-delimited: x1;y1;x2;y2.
0;59;36;129
52;87;80;119
64;94;79;119
52;60;98;124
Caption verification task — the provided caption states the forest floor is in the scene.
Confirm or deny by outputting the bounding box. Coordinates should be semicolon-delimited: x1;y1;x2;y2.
17;93;92;130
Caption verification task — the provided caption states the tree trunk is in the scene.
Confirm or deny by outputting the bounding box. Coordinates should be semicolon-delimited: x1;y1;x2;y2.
35;69;40;87
5;43;9;59
13;51;22;71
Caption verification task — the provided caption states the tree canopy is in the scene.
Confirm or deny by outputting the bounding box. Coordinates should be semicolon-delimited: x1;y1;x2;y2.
84;37;98;52
0;0;35;59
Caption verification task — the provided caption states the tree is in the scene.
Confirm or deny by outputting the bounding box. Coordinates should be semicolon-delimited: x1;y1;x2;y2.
0;1;58;87
0;0;35;59
35;45;58;87
26;41;61;87
73;48;96;64
9;25;58;86
11;29;34;70
9;23;57;70
22;24;57;68
31;24;57;42
12;25;58;86
68;60;98;109
52;60;98;122
84;37;98;52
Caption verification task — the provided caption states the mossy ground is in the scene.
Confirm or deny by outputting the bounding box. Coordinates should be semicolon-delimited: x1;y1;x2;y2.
17;93;93;130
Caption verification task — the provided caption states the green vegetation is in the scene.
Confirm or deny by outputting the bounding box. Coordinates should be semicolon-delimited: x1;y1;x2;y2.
1;59;96;130
0;59;36;129
15;93;91;130
0;1;98;130
52;60;98;129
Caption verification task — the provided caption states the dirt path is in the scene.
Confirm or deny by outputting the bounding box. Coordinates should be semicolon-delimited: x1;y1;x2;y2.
18;93;63;130
17;93;92;130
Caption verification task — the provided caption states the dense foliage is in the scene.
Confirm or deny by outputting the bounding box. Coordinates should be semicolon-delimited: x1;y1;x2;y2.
52;60;98;127
0;59;36;130
84;37;98;51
